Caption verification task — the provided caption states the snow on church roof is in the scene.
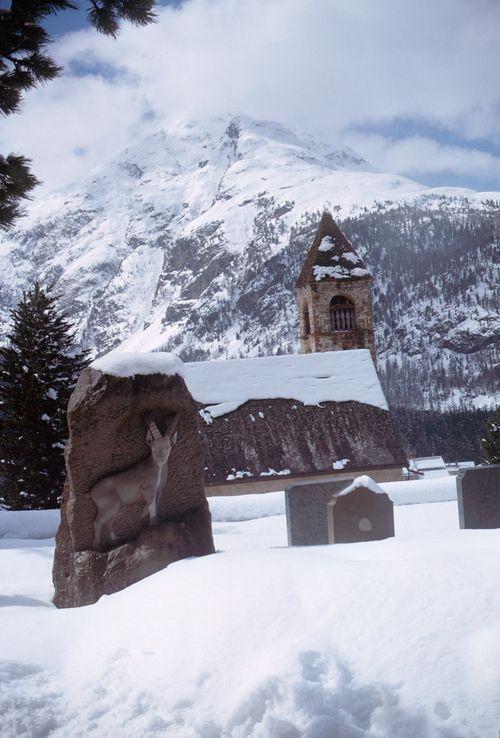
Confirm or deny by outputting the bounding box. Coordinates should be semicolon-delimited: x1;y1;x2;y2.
184;349;387;420
192;351;404;487
92;349;387;420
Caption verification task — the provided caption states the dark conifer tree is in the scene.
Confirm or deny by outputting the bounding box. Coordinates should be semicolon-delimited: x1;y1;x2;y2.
482;407;500;464
0;284;89;509
0;154;39;230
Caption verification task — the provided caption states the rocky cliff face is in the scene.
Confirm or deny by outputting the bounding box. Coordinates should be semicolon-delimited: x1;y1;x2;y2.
0;114;498;410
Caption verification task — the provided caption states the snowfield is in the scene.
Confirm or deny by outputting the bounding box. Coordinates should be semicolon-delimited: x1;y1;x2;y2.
1;483;499;738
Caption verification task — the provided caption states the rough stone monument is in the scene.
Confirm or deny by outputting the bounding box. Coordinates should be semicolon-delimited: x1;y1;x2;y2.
457;464;500;529
327;478;394;544
52;353;215;608
285;480;353;545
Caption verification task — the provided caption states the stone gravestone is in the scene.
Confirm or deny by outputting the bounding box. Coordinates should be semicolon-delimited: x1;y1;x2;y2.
457;464;500;529
52;353;215;608
327;480;394;544
285;480;353;545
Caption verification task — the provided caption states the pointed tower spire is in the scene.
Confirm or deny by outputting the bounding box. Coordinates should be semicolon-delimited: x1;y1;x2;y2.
296;211;370;288
295;212;376;360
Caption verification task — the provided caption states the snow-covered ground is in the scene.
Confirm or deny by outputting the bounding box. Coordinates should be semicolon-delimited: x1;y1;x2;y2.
1;481;499;737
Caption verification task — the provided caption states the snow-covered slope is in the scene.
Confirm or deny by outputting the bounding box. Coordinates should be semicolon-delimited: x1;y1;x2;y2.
0;114;498;409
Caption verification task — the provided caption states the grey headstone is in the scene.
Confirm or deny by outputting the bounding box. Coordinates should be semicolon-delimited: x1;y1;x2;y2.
285;480;353;546
327;486;394;544
457;464;500;529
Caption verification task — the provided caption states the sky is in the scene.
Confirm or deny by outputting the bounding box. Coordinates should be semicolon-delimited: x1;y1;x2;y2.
3;0;500;194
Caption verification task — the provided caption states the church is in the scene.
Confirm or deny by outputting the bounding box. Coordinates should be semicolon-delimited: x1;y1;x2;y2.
183;212;406;494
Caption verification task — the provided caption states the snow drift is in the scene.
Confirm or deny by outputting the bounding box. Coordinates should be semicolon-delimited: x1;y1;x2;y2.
0;495;499;737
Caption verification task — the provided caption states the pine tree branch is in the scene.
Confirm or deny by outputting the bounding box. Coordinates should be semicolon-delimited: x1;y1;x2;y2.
0;154;39;230
0;0;156;229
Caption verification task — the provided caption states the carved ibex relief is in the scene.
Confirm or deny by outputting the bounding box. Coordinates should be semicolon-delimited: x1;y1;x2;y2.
90;413;180;550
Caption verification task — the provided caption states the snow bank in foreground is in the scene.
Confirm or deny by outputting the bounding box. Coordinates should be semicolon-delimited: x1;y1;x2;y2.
92;351;184;378
0;508;60;540
0;502;498;737
185;349;387;418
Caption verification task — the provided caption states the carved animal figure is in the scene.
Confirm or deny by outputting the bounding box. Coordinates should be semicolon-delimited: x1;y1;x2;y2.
90;415;180;550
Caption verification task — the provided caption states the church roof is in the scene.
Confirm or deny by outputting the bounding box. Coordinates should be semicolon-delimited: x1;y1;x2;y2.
197;397;406;488
295;211;371;288
183;350;406;489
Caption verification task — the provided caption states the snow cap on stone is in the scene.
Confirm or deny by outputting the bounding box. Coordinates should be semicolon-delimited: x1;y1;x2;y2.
296;211;371;287
92;351;184;378
338;475;386;496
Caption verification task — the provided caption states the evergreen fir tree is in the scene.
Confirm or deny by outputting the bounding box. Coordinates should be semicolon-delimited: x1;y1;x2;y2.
482;407;500;464
0;284;89;509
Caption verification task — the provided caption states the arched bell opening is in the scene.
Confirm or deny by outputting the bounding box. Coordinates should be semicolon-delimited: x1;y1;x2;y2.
330;295;356;332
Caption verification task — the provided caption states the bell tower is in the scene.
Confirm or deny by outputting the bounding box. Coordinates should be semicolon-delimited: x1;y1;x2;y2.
295;212;376;361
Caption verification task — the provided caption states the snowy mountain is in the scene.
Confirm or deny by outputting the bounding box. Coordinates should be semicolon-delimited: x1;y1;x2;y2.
0;114;498;409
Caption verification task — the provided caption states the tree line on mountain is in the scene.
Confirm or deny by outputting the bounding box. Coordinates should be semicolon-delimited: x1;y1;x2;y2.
340;204;498;410
338;204;499;462
391;406;493;465
379;349;498;411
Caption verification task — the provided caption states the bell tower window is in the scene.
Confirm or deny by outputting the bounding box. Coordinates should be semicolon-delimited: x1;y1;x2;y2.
330;296;356;332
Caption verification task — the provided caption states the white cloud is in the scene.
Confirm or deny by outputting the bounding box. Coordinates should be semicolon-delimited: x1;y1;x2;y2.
344;133;500;181
1;0;499;192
